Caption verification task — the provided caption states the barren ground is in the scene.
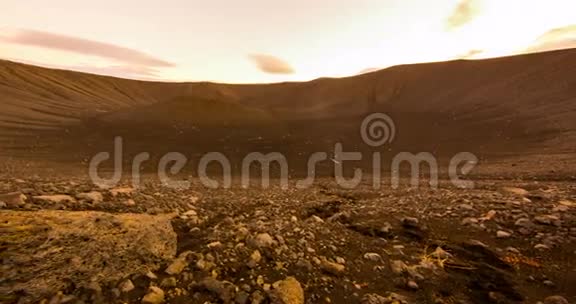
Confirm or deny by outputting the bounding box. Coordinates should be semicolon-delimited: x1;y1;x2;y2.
1;167;575;304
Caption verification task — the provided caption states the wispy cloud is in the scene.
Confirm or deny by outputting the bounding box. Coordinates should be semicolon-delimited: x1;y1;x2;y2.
457;49;484;59
357;67;382;75
0;29;174;68
249;54;294;74
446;0;482;30
526;25;576;53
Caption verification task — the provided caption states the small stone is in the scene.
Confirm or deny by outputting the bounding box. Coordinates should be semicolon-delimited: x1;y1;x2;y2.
295;259;313;271
33;195;76;204
497;230;512;238
165;251;191;275
247;250;262;268
481;210;497;221
142;286;164;304
269;277;304;304
402;217;419;227
76;191;103;203
534;243;551;251
320;260;345;275
183;210;197;217
200;277;236;303
110;187;134;197
145;271;158;280
506;247;521;254
252;233;275;248
335;257;346;264
208;241;223;249
515;218;533;227
501;187;529;196
160;277;177;288
361;294;389;304
407;280;419;290
235;291;250;304
430;247;452;259
390;260;408;275
363;253;382;262
537;215;562;226
461;217;478;225
309;215;324;223
543;280;555;287
544;295;569;304
0;192;26;207
290;216;298;222
119;279;135;293
251;290;266;304
457;204;474;211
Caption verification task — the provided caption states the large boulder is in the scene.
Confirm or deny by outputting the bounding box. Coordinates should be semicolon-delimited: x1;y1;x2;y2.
0;210;177;303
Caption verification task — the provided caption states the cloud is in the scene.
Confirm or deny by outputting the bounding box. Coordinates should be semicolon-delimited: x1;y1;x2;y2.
249;54;294;74
526;25;576;53
357;67;382;75
457;49;484;59
0;29;174;68
446;0;482;30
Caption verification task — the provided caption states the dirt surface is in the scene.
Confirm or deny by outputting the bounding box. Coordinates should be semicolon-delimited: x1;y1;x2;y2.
1;173;574;304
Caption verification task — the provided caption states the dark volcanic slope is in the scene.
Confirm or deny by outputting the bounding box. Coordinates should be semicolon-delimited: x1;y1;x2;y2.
0;49;575;167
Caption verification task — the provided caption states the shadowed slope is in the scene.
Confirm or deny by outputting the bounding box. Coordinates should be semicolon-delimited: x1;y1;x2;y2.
0;49;575;170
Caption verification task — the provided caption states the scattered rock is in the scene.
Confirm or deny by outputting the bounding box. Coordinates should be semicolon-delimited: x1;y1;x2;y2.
0;192;26;207
535;244;550;250
119;279;135;293
269;276;304;304
33;195;76;204
110;187;134;197
402;217;419;227
361;293;389;304
501;187;529;196
320;260;345;275
430;247;452;259
553;205;570;212
160;277;177;288
544;295;569;304
142;286;164;304
515;218;533;228
251;233;275;248
165;251;191;275
207;241;223;249
200;277;236;303
76;191;103;203
247;250;262;268
363;253;382;262
407;280;419;290
461;217;478;225
534;215;560;226
497;230;512;238
390;260;408;275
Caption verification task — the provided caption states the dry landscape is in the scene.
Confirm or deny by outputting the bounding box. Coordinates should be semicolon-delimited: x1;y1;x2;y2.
0;49;575;304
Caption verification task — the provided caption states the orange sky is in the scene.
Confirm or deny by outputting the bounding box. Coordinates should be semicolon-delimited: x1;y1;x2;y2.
1;0;575;83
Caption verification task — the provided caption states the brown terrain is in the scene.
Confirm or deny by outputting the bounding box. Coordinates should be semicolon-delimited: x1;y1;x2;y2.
0;49;575;304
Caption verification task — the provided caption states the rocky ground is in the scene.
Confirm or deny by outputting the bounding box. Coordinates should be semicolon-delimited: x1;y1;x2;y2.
1;175;575;304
